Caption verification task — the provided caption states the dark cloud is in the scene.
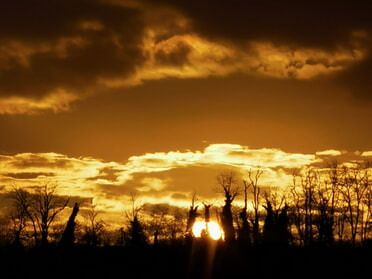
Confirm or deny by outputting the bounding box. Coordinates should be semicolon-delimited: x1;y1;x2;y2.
97;183;131;200
9;154;73;169
89;167;120;182
4;172;54;179
154;41;192;66
164;0;372;103
0;0;145;98
144;0;372;49
0;0;141;41
1;0;371;104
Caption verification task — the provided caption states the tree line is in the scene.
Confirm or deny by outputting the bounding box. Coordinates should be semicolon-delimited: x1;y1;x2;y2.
0;160;371;250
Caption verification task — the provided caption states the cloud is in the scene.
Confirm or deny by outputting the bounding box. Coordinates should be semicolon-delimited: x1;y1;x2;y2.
1;0;371;114
0;143;321;200
102;33;366;87
0;89;79;114
1;144;371;227
202;144;319;168
316;149;343;156
137;0;372;101
361;151;372;157
137;177;169;192
0;0;145;113
144;0;372;49
0;152;114;196
3;172;54;179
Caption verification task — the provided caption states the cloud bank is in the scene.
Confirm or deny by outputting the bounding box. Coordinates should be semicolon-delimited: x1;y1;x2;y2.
1;143;371;226
1;0;371;114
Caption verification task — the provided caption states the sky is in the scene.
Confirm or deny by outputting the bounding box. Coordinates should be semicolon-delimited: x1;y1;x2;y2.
1;0;372;228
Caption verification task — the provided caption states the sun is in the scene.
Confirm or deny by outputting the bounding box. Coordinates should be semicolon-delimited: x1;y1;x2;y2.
192;221;224;240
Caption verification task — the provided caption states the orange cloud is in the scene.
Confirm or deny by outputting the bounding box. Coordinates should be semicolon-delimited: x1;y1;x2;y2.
0;89;79;114
0;37;88;69
316;149;344;156
0;2;370;115
101;32;367;88
1;144;371;228
361;151;372;157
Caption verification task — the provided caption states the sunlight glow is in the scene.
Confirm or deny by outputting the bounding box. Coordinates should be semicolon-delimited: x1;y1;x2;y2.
192;221;223;240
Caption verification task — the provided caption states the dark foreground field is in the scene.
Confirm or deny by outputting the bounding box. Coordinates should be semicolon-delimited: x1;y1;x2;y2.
1;241;371;279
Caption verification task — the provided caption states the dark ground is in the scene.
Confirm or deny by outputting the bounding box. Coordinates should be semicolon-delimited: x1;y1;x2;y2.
1;241;371;279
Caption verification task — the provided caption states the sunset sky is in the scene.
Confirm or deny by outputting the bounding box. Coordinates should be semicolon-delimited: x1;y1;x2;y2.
1;0;372;228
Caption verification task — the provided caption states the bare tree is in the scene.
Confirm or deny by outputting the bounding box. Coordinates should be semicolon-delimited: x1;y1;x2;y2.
7;186;30;247
124;191;146;246
301;167;317;246
9;181;69;247
262;193;290;246
320;161;343;245
245;168;263;245
288;171;305;246
311;162;343;246
340;163;369;246
216;171;240;243
165;207;186;244
289;167;318;246
361;161;372;243
237;179;251;246
186;191;199;238
32;181;70;246
82;206;106;247
146;203;169;245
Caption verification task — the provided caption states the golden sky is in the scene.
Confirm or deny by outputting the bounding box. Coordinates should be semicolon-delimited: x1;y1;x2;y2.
1;0;372;227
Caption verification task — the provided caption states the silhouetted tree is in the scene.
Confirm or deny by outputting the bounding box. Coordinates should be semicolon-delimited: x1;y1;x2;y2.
289;168;317;246
245;168;263;245
321;160;342;245
9;181;69;247
35;182;70;246
237;179;251;247
262;201;275;245
203;202;213;238
277;204;290;246
314;182;336;246
146;203;168;245
59;202;79;247
165;207;186;244
262;201;290;246
361;161;372;244
144;203;185;245
125;191;147;247
186;191;199;239
7;186;30;248
82;206;106;247
216;171;240;244
127;216;146;247
340;163;369;247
